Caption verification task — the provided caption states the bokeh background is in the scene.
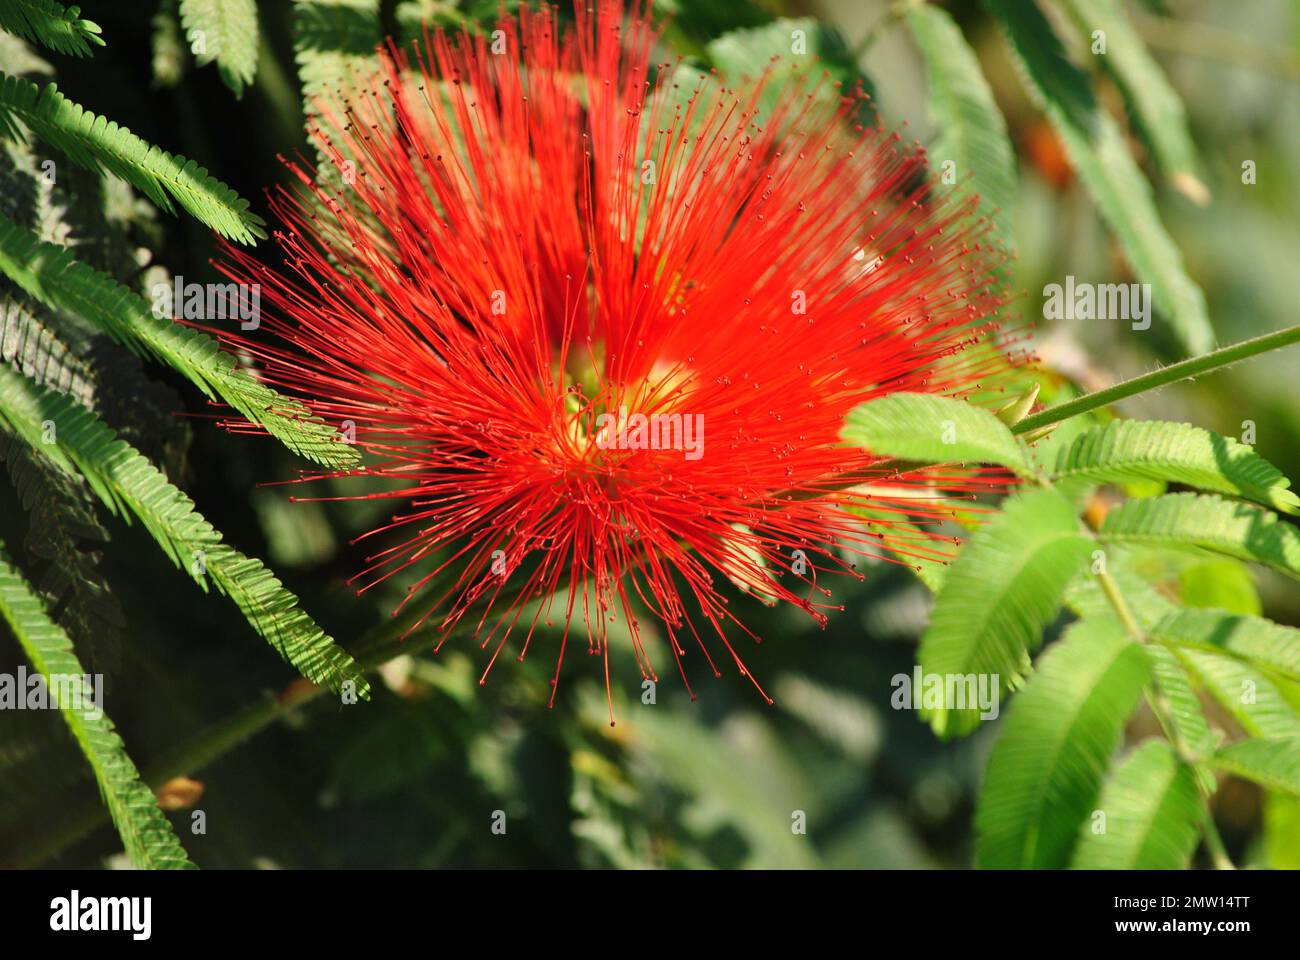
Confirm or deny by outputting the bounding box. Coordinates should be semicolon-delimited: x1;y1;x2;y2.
2;0;1298;868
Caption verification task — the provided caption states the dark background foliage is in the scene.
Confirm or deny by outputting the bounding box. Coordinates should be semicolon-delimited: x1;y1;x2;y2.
1;0;1298;868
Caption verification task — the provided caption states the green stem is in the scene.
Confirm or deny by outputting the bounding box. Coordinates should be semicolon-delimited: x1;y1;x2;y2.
1013;323;1300;436
1200;809;1236;871
1096;567;1143;640
1092;564;1235;869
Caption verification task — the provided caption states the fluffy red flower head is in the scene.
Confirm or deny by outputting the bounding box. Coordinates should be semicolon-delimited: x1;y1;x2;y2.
217;0;1016;718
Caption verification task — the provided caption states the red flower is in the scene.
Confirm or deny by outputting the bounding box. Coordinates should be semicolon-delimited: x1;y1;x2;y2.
215;0;1015;719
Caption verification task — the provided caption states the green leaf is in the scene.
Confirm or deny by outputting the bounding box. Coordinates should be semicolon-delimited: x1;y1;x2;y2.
1210;738;1300;796
919;489;1093;737
1178;648;1300;741
0;541;194;868
1178;559;1261;615
654;0;772;54
1057;0;1206;202
393;0;466;44
1064;547;1177;629
1;431;124;677
179;0;258;97
0;213;360;468
294;1;380;144
0;364;371;697
1070;739;1202;869
882;519;949;594
975;615;1150;868
1262;794;1300;868
1144;646;1216;767
983;0;1213;355
0;290;94;403
1149;606;1300;683
0;71;265;243
1099;493;1300;580
0;0;103;58
1052;419;1299;514
293;0;380;97
706;17;874;122
842;392;1035;478
907;3;1016;256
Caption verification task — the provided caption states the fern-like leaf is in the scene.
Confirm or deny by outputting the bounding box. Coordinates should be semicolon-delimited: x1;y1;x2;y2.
0;71;265;242
983;0;1213;355
706;17;874;124
1099;492;1300;580
975;615;1150;868
0;363;371;697
907;3;1016;257
3;287;193;477
0;213;360;468
842;392;1035;478
1149;606;1300;683
0;541;193;868
1;431;123;676
1;291;92;403
1210;738;1300;796
1178;648;1300;741
1070;739;1202;869
1057;0;1206;201
178;0;259;98
293;0;380;169
1064;547;1177;628
0;0;102;58
918;489;1093;737
1053;419;1299;514
1143;646;1216;773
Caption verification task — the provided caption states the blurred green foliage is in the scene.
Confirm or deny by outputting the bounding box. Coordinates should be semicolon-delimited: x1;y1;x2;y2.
2;0;1299;868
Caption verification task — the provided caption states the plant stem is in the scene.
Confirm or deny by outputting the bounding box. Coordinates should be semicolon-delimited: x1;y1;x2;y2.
1200;809;1236;871
1092;564;1235;869
1013;323;1300;436
1096;567;1143;640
